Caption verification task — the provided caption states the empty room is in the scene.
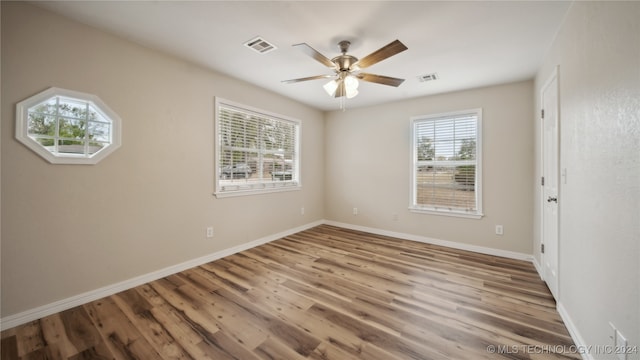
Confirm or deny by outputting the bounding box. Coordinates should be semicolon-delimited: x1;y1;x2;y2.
1;1;638;359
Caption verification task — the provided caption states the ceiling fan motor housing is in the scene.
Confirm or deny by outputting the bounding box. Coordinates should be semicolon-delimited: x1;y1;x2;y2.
333;40;358;71
332;55;358;71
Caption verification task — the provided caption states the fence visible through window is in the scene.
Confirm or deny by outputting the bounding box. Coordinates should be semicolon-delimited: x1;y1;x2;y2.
411;109;482;218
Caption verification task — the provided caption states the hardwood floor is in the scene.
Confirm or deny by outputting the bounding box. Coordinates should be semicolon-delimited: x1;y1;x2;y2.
1;225;579;359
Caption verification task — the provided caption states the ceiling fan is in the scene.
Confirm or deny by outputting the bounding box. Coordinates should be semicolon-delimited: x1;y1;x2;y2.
282;39;408;99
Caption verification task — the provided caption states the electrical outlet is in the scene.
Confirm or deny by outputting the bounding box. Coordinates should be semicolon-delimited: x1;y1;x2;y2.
495;225;504;235
206;227;214;238
392;213;399;221
609;322;628;360
353;207;358;215
301;207;305;215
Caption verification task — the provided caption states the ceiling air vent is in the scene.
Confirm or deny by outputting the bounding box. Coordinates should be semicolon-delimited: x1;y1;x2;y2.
244;36;277;54
418;73;439;82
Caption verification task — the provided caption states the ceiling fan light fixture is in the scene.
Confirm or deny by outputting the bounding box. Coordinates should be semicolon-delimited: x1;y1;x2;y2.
323;75;359;99
344;74;359;90
323;79;339;96
344;74;359;99
346;87;359;99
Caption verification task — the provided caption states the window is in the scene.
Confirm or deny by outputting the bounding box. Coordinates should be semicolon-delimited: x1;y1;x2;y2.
215;98;300;197
410;109;483;218
15;87;122;165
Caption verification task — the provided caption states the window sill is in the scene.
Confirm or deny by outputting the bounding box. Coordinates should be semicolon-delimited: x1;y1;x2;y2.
409;206;484;219
214;184;301;198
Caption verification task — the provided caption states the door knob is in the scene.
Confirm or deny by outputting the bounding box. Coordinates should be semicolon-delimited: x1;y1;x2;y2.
547;196;558;203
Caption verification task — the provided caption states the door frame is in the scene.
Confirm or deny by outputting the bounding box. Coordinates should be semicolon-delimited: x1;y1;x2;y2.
540;65;560;300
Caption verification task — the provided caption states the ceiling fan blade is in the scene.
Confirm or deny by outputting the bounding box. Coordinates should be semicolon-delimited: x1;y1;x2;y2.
281;74;335;84
352;40;408;70
293;43;336;68
357;73;405;87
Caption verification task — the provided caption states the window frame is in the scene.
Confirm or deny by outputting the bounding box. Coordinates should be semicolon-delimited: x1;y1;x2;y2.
15;87;122;165
409;108;483;219
214;97;301;198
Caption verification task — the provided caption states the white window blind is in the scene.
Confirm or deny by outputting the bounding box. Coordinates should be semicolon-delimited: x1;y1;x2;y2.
215;98;300;197
410;109;483;218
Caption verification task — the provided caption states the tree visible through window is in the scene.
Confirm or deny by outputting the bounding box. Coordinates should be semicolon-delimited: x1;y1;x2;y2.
28;99;110;154
15;87;121;165
410;109;483;218
215;98;300;197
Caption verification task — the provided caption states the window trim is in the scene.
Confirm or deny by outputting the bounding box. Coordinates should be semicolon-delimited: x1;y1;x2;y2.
214;97;301;198
409;108;483;219
15;87;122;165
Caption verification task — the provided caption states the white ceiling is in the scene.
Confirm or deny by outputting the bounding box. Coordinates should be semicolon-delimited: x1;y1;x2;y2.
31;1;572;111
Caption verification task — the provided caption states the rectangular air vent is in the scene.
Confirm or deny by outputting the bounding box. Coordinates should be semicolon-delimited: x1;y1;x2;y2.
418;73;439;82
244;36;277;54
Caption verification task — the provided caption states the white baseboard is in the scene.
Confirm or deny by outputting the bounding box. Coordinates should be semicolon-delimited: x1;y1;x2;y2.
557;302;590;360
532;256;544;279
0;220;323;331
324;220;534;262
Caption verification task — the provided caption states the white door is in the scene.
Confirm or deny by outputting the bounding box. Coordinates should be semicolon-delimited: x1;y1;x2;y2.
541;69;559;299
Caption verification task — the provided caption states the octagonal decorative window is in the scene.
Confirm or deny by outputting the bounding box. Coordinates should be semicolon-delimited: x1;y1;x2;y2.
15;87;122;165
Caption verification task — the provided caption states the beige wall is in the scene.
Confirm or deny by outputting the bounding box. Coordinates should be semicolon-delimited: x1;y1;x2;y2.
534;1;639;356
1;3;324;317
325;80;535;255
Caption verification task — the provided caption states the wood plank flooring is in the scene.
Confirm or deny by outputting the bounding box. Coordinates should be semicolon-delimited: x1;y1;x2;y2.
1;225;580;359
